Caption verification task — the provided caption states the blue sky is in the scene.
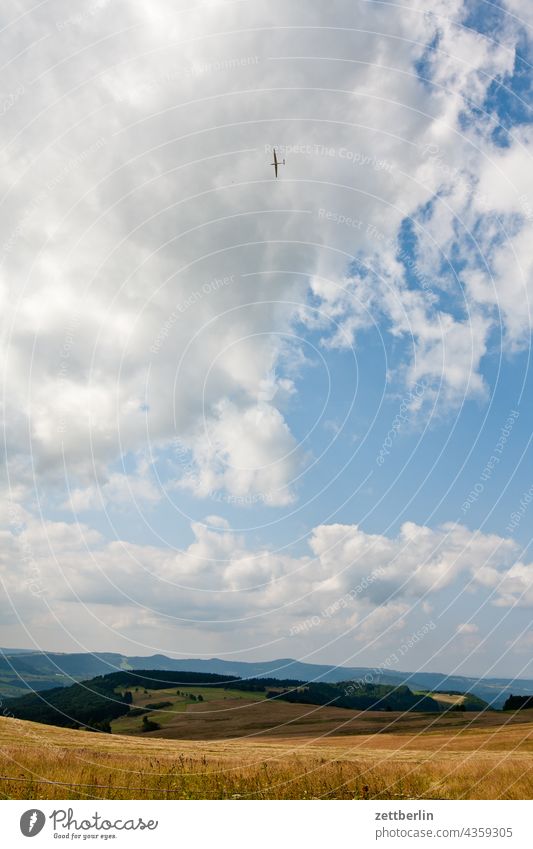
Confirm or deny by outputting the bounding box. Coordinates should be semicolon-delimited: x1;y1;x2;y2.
1;0;533;678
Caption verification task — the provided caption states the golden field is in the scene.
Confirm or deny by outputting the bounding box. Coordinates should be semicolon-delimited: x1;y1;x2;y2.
1;695;533;799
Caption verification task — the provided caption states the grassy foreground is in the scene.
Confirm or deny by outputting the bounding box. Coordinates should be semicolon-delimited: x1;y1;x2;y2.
2;711;533;799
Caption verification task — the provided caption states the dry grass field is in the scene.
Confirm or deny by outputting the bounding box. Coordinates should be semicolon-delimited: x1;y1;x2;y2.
2;695;533;799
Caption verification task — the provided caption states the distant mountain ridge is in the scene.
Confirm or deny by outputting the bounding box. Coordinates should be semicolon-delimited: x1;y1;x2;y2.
1;649;532;708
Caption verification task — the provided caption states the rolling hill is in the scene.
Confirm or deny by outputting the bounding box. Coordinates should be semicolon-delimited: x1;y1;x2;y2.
0;648;529;707
4;669;447;731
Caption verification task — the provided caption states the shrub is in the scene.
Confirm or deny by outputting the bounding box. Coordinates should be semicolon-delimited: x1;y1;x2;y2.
141;715;160;732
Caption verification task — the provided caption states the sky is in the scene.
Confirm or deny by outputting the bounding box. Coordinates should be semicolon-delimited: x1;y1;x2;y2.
1;0;533;679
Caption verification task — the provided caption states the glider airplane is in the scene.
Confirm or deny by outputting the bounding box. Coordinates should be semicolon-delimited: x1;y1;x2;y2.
270;147;285;178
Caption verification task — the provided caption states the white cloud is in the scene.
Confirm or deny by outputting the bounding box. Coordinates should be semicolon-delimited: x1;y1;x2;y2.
1;0;528;511
507;630;533;654
175;399;300;506
457;622;479;634
64;459;160;513
1;511;528;656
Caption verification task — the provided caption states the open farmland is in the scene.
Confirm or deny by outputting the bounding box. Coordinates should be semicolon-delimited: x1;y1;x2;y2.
111;685;266;734
108;687;473;740
2;704;533;800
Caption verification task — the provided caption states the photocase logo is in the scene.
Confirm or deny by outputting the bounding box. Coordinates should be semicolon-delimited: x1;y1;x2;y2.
20;809;46;837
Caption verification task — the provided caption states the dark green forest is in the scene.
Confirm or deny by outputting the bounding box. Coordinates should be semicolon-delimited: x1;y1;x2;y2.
267;681;440;712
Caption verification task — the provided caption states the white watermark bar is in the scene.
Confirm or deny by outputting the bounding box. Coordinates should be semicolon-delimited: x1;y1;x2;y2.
2;800;531;847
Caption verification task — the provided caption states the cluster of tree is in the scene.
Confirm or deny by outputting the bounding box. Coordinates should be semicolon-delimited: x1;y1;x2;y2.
95;670;306;693
267;681;440;713
226;677;304;693
91;670;240;692
87;720;112;733
4;681;133;730
141;715;160;732
503;695;533;711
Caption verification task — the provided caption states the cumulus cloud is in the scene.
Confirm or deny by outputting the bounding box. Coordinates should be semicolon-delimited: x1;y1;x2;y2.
1;0;529;512
457;623;479;634
175;399;300;506
1;510;529;657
